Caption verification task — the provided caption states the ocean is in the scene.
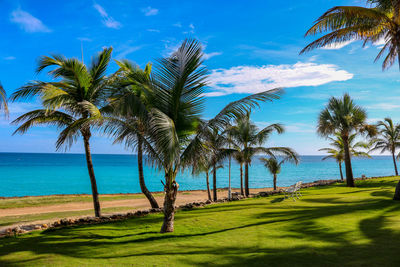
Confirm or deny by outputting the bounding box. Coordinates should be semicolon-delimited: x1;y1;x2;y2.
0;153;397;197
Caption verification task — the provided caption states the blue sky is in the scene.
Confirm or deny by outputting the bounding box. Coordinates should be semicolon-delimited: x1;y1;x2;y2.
0;0;399;155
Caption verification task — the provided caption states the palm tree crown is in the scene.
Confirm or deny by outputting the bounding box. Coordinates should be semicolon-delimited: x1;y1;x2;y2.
301;0;400;69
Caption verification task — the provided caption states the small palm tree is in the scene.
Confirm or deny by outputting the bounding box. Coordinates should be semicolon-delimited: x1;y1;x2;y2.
320;133;372;181
317;94;376;187
0;82;8;116
229;113;298;197
104;61;159;209
11;48;115;217
371;118;400;175
260;154;299;190
300;1;400;69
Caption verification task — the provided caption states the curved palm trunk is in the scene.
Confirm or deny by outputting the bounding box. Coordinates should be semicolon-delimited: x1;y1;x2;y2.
338;162;344;181
83;133;101;217
342;135;355;187
160;172;178;233
240;163;244;196
273;174;277;191
245;163;249;197
137;136;159;209
392;151;398;176
213;165;217;201
206;171;211;201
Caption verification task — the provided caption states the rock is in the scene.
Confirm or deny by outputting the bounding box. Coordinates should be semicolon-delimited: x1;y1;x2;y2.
42;224;48;229
34;225;42;230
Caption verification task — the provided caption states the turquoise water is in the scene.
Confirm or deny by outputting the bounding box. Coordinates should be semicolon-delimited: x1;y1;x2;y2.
0;153;397;197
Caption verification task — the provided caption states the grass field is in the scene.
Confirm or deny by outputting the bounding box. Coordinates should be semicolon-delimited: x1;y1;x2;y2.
1;177;400;266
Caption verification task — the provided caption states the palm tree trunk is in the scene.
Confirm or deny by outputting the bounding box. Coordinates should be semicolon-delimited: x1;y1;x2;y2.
393;181;400;200
339;162;344;181
228;156;231;200
342;134;355;187
206;171;211;201
240;163;244;196
392;151;398;176
83;133;101;217
273;174;277;190
213;165;217;201
160;172;178;233
245;163;249;197
137;136;159;209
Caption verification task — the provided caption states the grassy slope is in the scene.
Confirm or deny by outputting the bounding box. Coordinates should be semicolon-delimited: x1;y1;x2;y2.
1;177;400;266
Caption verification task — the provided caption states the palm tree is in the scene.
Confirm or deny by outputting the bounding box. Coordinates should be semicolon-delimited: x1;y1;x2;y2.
317;94;376;187
233;148;245;196
371;118;400;176
0;82;8;116
104;61;159;209
300;0;400;69
10;48;115;217
260;154;299;190
320;133;372;181
144;39;283;232
229;113;298;197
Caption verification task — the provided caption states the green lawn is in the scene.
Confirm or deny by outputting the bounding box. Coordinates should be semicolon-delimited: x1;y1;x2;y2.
1;177;400;266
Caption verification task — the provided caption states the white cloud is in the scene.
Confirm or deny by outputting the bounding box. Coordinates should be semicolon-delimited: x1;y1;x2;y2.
173;22;182;28
10;9;51;33
203;52;222;60
4;56;16;60
141;6;158;16
366;103;400;110
207;62;353;96
320;40;354;50
147;28;160;33
77;37;92;42
93;3;121;29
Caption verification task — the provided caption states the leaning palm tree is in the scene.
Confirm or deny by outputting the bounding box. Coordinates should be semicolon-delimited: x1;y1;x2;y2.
260;154;299;190
320;133;372;181
144;39;283;232
229;113;298;197
0;82;8;116
103;61;159;209
300;0;400;70
10;48;115;217
371;118;400;175
317;94;376;187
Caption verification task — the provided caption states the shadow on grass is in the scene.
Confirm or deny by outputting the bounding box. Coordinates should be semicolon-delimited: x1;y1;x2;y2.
2;182;400;266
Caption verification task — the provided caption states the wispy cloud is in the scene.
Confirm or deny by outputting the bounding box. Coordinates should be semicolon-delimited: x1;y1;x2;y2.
147;28;160;33
320;40;355;50
366;103;400;110
141;6;159;16
205;62;353;97
203;52;222;60
4;56;16;60
10;8;51;33
93;3;121;29
115;45;142;59
173;22;182;28
77;37;92;42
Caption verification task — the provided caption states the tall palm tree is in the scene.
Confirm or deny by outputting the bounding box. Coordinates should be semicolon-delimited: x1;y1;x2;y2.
260;154;299;190
320;133;372;181
300;0;400;70
317;94;376;187
0;82;8;116
144;39;283;232
10;48;115;217
371;118;400;175
229;114;298;197
233;147;245;196
104;61;159;209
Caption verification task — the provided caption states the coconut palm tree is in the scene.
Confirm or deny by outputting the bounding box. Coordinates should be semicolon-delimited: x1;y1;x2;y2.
317;94;376;187
229;113;298;197
320;133;372;181
0;82;8;116
103;61;159;209
260;154;299;190
233;148;245;196
371;118;400;175
300;0;400;69
144;39;283;232
10;47;115;217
